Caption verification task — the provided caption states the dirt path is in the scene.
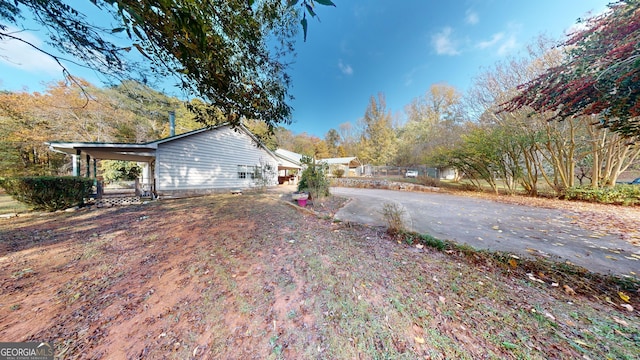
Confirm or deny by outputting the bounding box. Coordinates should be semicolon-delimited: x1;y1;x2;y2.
1;194;638;359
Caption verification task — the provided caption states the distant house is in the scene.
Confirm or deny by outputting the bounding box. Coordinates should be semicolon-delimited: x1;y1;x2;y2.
47;123;283;197
317;157;362;177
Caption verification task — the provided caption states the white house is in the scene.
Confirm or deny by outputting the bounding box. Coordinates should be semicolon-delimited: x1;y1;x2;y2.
47;123;281;197
317;157;362;177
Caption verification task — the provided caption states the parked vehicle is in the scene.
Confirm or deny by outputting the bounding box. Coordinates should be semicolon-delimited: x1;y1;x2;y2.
405;170;418;178
617;177;640;185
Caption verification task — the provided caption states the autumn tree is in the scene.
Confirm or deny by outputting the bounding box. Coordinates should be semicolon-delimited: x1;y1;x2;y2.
336;122;358;157
324;128;341;157
396;83;464;166
465;35;640;194
0;79;200;176
0;91;65;175
503;0;640;138
357;94;397;165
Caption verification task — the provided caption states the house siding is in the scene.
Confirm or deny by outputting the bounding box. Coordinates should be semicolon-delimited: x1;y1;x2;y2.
155;126;278;192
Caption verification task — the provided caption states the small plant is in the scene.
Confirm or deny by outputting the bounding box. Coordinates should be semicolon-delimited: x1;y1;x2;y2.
253;158;277;192
417;175;440;187
459;183;480;192
332;168;345;178
298;156;330;201
381;202;405;234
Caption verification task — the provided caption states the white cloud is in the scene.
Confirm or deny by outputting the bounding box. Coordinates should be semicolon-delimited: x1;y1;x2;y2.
465;10;479;25
474;22;521;56
477;32;504;49
431;27;460;56
0;27;61;75
338;59;353;75
497;34;518;56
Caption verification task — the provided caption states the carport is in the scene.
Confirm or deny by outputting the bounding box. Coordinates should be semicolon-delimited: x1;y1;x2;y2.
46;141;158;197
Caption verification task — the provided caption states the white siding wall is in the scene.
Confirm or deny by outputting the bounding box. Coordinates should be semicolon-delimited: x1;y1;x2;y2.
155;126;278;191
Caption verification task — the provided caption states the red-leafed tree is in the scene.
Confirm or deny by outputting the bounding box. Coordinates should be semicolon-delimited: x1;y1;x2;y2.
503;0;640;138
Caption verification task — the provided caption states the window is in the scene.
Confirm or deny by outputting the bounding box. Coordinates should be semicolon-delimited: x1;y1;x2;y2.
238;165;261;179
238;165;248;179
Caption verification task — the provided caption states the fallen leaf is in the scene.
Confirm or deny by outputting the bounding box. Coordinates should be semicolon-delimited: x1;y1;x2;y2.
613;316;628;327
527;273;545;284
415;244;424;249
508;258;518;268
563;285;576;295
618;291;630;302
414;336;425;344
620;304;634;312
573;339;591;347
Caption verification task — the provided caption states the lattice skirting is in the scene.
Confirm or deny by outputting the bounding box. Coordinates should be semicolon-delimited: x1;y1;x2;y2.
96;196;142;207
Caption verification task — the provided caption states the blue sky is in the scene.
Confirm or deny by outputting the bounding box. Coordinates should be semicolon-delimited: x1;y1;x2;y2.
0;0;610;138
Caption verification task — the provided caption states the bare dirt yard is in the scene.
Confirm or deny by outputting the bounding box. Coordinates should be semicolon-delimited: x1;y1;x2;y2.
1;193;638;359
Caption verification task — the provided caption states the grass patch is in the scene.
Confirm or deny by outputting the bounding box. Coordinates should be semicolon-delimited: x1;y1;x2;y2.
392;228;640;306
0;192;30;214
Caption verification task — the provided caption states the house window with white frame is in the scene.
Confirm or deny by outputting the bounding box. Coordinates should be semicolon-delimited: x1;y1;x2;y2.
238;165;261;179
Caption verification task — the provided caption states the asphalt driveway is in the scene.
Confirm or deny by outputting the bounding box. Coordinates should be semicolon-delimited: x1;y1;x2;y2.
332;187;639;277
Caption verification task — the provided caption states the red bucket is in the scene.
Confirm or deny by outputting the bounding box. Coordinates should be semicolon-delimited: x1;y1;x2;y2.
297;198;307;207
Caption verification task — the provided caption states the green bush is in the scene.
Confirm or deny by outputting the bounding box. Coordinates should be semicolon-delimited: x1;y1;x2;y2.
298;156;330;201
0;176;94;211
564;185;640;206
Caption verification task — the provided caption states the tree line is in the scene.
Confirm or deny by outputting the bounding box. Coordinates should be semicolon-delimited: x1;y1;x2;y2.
1;33;638;197
2;0;638;197
300;35;639;196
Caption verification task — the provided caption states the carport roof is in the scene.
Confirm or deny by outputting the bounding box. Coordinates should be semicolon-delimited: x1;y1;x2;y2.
46;141;157;162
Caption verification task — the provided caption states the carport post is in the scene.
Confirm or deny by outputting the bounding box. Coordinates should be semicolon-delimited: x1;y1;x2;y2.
86;154;91;177
73;149;81;177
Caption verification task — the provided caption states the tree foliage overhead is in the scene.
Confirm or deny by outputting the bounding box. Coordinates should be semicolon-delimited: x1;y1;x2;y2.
0;0;334;129
503;0;640;138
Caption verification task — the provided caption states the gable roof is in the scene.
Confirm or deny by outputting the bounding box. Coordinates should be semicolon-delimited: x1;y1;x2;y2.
274;148;304;170
317;157;362;167
46;123;277;162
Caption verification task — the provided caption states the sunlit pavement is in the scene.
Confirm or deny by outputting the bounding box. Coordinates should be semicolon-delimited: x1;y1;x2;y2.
332;187;639;278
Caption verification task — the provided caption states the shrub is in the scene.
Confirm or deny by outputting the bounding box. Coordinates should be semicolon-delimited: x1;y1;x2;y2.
332;168;345;178
0;176;94;211
381;202;406;235
564;185;640;206
298;156;330;201
417;175;440;187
